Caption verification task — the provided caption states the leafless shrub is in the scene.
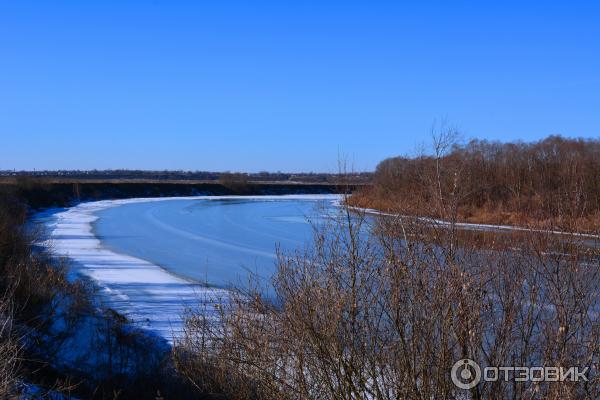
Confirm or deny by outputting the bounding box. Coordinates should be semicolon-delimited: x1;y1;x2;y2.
0;293;20;398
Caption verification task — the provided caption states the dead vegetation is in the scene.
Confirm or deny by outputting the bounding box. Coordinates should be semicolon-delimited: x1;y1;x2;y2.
174;209;599;399
350;133;600;233
2;132;599;398
174;133;599;399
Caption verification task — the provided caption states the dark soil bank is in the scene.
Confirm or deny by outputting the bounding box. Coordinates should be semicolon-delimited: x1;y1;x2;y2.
1;181;347;210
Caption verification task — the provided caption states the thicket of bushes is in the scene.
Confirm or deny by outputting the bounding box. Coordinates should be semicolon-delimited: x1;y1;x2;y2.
173;135;599;399
350;134;600;232
174;200;599;399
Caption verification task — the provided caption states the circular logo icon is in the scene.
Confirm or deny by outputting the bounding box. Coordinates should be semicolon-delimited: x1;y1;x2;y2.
451;358;481;389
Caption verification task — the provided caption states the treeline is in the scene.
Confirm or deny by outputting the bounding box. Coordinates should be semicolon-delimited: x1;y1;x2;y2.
0;169;372;184
351;135;600;232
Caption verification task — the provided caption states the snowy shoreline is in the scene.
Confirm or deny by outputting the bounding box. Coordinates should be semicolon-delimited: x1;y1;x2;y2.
349;205;600;239
40;194;341;340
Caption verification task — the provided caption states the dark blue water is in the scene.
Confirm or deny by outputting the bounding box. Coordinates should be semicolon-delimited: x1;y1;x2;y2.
94;198;334;289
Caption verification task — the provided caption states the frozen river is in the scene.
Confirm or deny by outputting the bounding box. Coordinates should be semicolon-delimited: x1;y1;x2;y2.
94;196;336;288
43;195;340;339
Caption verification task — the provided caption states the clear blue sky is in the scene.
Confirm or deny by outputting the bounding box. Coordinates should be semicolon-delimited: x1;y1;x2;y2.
1;1;599;172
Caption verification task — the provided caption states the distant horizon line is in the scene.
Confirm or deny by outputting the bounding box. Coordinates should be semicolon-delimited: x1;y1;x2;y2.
0;169;373;175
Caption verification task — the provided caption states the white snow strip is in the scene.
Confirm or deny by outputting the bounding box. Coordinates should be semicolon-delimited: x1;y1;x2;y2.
40;195;341;341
